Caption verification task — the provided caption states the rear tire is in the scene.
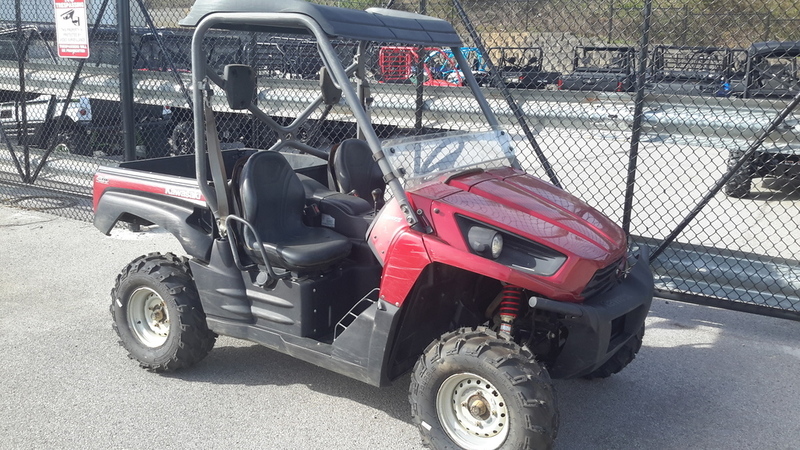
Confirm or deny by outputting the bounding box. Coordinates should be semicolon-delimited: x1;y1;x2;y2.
583;325;644;380
724;150;754;198
410;327;558;450
49;123;91;156
110;252;216;372
169;121;194;155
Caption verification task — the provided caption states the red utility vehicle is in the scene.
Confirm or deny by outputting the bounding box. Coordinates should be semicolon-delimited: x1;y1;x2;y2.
92;1;653;449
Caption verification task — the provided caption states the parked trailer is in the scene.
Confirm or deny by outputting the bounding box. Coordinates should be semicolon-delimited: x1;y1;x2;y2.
558;46;637;92
647;45;747;97
488;46;561;89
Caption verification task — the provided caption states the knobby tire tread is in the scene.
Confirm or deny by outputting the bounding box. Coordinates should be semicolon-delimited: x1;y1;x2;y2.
409;326;558;450
111;252;216;372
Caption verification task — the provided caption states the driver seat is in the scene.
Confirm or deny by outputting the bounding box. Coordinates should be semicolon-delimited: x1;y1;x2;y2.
329;139;386;209
239;150;351;272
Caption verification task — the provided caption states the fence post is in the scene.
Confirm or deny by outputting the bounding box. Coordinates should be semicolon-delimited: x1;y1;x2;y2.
414;0;427;130
14;0;30;182
622;0;653;235
608;0;614;44
118;0;136;161
682;5;689;45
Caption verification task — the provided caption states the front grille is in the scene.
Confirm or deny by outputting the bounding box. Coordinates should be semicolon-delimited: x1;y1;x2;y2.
581;258;625;299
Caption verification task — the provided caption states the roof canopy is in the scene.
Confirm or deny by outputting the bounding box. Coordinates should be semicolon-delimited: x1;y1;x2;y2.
179;0;462;47
749;41;800;57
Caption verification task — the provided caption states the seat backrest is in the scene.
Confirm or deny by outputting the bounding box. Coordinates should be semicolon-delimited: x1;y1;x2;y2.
239;150;306;243
330;139;385;208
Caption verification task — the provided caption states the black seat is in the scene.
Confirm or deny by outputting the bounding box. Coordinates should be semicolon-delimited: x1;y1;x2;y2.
239;150;351;272
330;139;385;209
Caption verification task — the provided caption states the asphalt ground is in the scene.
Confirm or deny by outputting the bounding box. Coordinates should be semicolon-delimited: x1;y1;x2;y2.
1;206;798;450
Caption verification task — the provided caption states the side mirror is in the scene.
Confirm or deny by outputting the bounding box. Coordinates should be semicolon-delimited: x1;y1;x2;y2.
223;64;256;110
319;66;342;106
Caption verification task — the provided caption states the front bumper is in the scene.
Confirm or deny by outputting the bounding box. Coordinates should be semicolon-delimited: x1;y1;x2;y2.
546;248;654;379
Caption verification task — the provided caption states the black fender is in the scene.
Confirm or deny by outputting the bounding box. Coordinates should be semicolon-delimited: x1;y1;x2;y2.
94;189;214;261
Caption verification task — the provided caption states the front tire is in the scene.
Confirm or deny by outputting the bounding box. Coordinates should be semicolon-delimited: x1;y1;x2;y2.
582;325;644;380
410;327;558;450
724;150;754;198
110;253;216;372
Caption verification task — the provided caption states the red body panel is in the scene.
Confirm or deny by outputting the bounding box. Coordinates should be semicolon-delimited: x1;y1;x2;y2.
369;199;432;307
370;167;627;304
92;168;206;212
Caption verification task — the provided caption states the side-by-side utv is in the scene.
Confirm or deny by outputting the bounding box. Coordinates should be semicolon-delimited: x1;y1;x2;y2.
92;1;654;448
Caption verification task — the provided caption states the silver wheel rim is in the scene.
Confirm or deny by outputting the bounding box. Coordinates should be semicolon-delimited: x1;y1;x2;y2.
436;372;510;450
127;287;170;348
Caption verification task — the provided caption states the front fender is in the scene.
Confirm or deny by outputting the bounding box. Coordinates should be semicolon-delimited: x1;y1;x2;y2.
94;189;214;261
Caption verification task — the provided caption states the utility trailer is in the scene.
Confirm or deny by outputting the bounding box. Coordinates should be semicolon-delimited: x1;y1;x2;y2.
488;46;561;89
92;1;654;448
558;46;636;92
647;45;746;97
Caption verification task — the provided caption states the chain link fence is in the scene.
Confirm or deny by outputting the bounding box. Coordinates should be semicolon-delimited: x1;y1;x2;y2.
1;0;798;319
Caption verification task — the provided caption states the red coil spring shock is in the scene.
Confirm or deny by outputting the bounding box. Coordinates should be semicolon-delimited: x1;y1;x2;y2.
498;285;524;335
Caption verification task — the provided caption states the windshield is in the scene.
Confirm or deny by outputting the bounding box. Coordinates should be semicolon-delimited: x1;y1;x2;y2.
381;130;515;188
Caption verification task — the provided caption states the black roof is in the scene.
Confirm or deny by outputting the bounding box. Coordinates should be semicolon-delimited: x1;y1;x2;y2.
179;0;462;47
749;41;800;57
652;45;733;53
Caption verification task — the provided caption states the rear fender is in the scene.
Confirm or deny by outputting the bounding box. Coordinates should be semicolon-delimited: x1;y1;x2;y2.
94;189;214;261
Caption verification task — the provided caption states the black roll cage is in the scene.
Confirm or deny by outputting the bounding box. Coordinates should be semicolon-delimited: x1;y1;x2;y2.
180;0;502;234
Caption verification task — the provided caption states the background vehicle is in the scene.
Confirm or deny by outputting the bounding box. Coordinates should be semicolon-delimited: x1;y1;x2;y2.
489;46;561;89
648;45;746;97
377;46;489;86
0;24;171;157
723;41;800;197
0;26;55;102
0;95;93;155
436;46;491;85
558;45;636;92
730;41;800;99
91;1;653;449
378;46;458;86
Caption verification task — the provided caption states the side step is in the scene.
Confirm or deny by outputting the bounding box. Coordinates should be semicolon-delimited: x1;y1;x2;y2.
334;288;379;340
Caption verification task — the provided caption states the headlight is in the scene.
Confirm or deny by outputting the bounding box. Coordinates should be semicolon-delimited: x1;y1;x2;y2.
467;226;503;259
490;233;503;259
458;216;566;276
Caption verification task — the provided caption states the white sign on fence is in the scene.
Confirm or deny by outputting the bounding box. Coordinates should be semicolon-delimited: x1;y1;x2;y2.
53;0;90;59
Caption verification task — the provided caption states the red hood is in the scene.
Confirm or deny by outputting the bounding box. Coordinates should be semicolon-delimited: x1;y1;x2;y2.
430;168;626;261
